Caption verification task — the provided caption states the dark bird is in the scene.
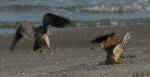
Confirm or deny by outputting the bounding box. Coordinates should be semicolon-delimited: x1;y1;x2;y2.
91;32;116;44
10;13;71;55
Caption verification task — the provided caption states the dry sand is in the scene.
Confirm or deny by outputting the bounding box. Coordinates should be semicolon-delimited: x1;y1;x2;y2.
0;24;150;77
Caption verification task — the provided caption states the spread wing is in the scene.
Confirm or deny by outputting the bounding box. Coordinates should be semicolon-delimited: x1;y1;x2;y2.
113;32;131;55
42;13;71;28
121;32;131;47
10;25;34;51
91;33;116;44
113;43;123;56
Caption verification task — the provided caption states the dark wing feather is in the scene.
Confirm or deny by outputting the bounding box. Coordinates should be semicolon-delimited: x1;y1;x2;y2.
10;26;23;51
33;39;42;51
91;33;116;44
42;13;71;28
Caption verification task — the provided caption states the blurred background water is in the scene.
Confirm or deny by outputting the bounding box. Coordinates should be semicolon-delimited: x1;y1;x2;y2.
0;0;150;34
0;0;150;21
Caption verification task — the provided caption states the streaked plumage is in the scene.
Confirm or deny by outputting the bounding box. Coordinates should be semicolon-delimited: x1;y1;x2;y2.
92;32;131;64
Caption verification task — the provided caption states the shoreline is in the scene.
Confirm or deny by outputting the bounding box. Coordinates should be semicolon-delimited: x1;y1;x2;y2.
0;20;150;29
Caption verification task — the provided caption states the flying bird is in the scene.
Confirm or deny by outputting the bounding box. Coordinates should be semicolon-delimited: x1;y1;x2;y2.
10;13;71;55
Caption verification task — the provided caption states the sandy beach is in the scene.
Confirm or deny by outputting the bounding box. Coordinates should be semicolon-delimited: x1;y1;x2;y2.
0;24;150;77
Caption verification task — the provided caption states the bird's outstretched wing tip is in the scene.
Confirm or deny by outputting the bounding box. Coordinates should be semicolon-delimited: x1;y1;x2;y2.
10;26;24;51
10;37;20;52
10;24;34;51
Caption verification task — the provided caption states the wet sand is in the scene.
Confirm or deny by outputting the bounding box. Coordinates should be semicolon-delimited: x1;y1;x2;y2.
0;24;150;77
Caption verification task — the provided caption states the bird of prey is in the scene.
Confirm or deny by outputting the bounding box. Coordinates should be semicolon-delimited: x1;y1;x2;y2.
10;13;70;55
91;32;131;64
91;32;120;64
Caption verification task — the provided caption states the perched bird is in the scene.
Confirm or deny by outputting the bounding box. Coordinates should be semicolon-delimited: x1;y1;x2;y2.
10;13;70;55
91;32;131;65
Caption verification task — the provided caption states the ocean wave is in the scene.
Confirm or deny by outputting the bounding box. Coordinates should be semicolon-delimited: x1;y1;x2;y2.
63;3;147;13
0;4;50;11
82;4;143;13
72;18;150;28
0;0;150;23
0;2;150;13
